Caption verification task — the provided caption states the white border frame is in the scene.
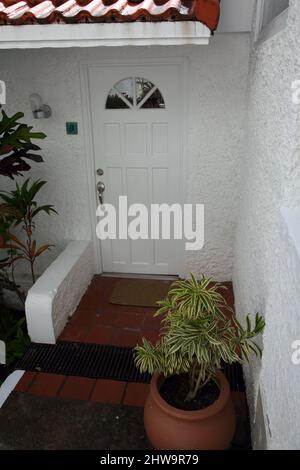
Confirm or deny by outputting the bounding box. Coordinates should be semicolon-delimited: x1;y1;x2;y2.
80;57;188;278
254;0;289;45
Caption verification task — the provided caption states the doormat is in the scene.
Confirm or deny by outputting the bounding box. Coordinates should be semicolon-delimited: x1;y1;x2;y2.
15;341;245;392
109;279;173;307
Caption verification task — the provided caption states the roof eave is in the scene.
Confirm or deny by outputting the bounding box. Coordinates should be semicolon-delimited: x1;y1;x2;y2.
0;21;212;49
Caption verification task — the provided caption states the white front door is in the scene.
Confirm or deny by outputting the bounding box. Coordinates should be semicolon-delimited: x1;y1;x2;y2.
88;62;183;275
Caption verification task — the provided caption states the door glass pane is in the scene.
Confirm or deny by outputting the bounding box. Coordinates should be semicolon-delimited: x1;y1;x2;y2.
106;77;165;109
114;78;134;105
136;77;154;105
106;89;129;109
141;88;165;109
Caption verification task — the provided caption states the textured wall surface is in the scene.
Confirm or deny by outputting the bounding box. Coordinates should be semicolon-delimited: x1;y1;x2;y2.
25;240;94;344
233;0;300;450
0;35;250;280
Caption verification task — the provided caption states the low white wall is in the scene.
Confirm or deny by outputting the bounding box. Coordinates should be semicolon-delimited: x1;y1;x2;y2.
233;0;300;450
0;35;250;280
25;240;94;344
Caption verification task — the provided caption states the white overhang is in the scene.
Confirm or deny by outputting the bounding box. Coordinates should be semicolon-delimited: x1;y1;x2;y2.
0;21;211;49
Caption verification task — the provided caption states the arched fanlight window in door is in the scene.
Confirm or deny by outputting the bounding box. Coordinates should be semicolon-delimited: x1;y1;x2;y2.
106;77;165;110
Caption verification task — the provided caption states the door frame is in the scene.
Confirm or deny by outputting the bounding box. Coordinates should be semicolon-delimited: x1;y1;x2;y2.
80;57;188;277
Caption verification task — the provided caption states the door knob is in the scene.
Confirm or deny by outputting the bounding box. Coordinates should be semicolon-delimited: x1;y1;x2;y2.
96;181;105;204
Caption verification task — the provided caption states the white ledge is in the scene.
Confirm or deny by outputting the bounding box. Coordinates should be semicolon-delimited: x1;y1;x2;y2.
25;240;94;344
0;22;211;49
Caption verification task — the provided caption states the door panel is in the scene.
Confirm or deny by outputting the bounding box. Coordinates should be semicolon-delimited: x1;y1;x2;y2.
88;64;182;275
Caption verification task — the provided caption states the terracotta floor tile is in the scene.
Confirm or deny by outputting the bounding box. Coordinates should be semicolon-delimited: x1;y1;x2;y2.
142;314;163;330
59;324;89;342
111;329;141;348
69;309;95;327
76;277;117;311
90;276;117;292
90;379;126;404
84;325;114;344
123;383;150;407
29;373;65;397
92;311;117;327
113;312;144;329
59;277;236;351
139;329;160;345
15;372;36;393
59;376;96;401
77;290;104;312
109;304;156;316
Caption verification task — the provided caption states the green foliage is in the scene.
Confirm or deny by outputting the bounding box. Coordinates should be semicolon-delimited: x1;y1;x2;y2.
0;178;57;224
135;274;265;401
0;107;46;179
0;178;57;297
0;109;49;367
0;308;30;366
0;109;46;146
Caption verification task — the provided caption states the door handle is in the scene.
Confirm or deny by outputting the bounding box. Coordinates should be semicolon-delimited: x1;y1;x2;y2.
96;181;105;204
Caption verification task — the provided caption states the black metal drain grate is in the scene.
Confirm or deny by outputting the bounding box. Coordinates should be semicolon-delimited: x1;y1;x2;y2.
15;341;245;391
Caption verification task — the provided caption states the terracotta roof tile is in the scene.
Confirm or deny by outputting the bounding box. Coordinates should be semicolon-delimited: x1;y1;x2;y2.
0;0;220;31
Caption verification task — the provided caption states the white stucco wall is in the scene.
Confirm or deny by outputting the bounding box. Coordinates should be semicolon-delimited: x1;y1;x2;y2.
233;0;300;450
0;34;250;280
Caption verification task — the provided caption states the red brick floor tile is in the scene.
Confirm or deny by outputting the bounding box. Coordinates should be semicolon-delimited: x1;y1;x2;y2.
76;291;103;312
59;376;96;401
29;373;65;397
92;311;117;328
139;329;160;345
76;278;116;311
59;324;89;342
111;329;141;348
69;309;95;327
90;276;117;292
123;383;150;407
142;314;163;330
90;379;126;404
88;278;114;294
84;325;114;344
15;372;36;393
59;277;236;350
113;312;144;329
109;304;156;316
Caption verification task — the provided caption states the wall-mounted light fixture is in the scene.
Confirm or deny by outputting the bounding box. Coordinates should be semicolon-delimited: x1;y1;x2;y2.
29;93;52;119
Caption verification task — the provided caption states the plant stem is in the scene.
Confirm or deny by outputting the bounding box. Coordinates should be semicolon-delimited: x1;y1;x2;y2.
190;370;203;400
185;370;211;402
24;208;36;285
30;260;36;284
189;360;197;390
9;244;26;305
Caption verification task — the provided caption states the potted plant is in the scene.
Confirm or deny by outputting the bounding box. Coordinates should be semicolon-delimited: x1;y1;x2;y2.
135;274;265;450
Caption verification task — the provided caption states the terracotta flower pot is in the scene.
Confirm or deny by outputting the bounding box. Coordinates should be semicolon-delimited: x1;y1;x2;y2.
144;370;236;450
